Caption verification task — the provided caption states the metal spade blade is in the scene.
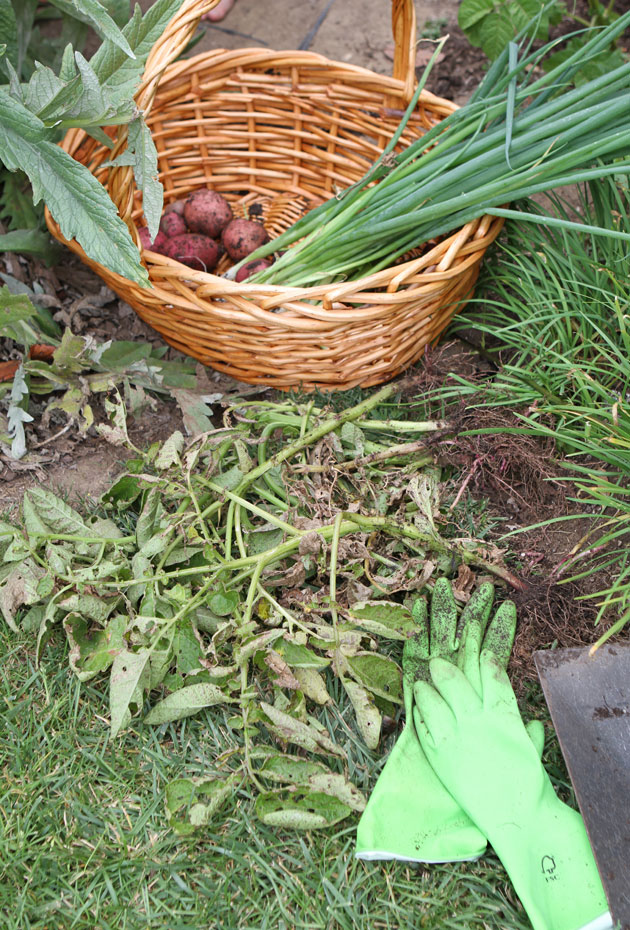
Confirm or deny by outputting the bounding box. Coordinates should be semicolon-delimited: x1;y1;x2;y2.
534;643;630;930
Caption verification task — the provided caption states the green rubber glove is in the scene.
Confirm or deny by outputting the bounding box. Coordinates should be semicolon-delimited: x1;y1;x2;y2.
355;578;524;863
414;652;611;930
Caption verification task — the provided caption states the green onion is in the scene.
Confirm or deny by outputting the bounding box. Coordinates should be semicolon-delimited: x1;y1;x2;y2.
232;7;630;289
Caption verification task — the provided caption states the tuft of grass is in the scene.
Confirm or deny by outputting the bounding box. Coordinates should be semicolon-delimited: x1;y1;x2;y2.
0;624;561;930
439;175;630;640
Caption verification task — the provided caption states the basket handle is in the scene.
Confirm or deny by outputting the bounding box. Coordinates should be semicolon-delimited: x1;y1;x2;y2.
134;0;220;116
110;0;418;224
133;0;419;117
390;0;418;106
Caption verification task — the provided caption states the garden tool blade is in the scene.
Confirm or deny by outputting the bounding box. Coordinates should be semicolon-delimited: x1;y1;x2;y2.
534;643;630;930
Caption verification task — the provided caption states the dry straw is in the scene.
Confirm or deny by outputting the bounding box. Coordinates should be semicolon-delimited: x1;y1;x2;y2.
46;0;503;390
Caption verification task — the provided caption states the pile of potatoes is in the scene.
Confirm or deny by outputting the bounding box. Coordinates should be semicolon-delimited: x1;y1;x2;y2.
138;188;273;281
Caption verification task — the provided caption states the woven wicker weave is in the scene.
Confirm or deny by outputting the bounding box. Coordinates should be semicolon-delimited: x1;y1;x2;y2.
45;0;504;390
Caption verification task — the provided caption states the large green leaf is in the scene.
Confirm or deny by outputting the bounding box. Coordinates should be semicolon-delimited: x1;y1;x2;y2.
0;228;59;262
0;288;40;343
34;53;136;129
458;0;494;33
123;115;162;240
47;0;135;59
0;89;149;286
101;0;130;29
90;0;187;98
0;0;18;72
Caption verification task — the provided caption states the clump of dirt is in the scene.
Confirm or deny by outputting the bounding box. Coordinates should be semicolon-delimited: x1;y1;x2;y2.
436;402;566;520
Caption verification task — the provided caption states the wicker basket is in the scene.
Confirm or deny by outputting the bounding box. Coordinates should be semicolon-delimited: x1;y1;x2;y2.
45;0;503;391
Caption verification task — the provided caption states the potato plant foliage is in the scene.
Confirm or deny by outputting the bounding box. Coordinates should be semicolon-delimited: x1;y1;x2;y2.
0;386;513;831
0;0;188;283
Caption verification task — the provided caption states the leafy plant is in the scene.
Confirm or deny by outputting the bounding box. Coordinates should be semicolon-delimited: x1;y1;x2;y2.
0;282;205;458
0;384;520;831
458;0;624;74
0;0;189;283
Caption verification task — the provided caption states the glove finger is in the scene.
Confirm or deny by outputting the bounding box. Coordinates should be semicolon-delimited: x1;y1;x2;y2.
481;599;517;668
403;597;430;706
479;649;521;717
427;656;481;717
456;582;495;690
525;718;545;758
412;679;454;747
429;577;458;658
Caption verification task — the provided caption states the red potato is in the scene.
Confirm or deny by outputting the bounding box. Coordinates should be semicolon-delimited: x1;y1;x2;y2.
222;218;269;262
159;212;187;237
184;189;233;238
163;199;186;216
234;258;273;282
138;227;169;253
164;233;221;272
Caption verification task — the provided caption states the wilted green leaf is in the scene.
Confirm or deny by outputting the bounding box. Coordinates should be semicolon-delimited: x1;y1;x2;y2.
247;527;285;555
342;679;381;749
64;611;126;681
25;487;89;537
173;618;204;675
345;652;403;704
234;629;284;665
348;600;417;640
276;638;330;669
165;772;240;836
255;790;352;829
259;701;345;758
257;752;365;811
208;585;240;617
101;473;142;509
155;431;184;469
144;682;232;725
292;666;331;705
57;593;117;623
135;487;162;548
109;647;151;736
0;558;45;631
98;340;152;370
0;521;19;560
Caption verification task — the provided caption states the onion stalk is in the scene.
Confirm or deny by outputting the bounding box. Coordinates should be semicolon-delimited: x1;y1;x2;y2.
232;7;630;289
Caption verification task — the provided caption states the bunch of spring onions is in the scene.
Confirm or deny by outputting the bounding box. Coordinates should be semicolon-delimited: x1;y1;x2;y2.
231;5;630;288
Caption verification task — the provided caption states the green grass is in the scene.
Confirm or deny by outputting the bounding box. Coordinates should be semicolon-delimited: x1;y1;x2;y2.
0;624;564;930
